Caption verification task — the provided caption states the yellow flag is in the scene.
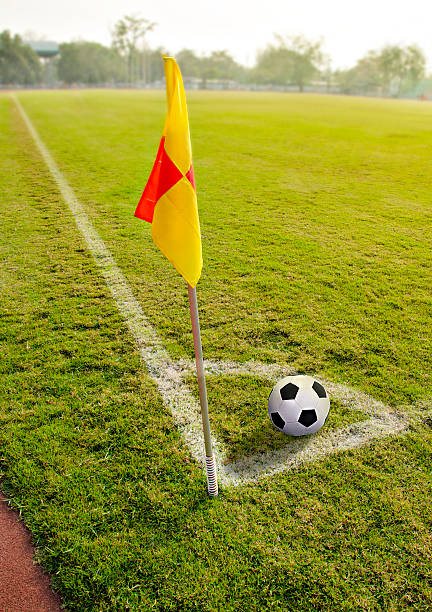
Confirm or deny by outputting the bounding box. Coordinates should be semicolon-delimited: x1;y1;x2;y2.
135;56;202;288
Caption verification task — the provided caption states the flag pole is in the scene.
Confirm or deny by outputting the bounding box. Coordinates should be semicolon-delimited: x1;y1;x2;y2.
187;284;218;496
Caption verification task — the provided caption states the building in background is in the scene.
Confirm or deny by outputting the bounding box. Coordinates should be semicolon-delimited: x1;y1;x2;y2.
24;40;59;85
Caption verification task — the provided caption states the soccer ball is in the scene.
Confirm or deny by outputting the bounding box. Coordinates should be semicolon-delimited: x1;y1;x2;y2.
268;375;330;436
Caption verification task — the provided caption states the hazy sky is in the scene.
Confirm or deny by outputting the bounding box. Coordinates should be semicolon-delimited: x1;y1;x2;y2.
3;0;432;70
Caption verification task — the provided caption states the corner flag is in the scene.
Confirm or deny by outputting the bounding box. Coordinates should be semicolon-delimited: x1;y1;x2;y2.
135;56;218;496
135;56;202;288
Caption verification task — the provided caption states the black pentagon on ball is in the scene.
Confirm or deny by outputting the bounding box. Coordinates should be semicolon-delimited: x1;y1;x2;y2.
298;409;317;427
312;380;326;398
280;382;299;401
270;412;285;430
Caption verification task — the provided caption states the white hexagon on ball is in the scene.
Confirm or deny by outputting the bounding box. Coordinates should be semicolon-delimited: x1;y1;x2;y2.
268;375;330;436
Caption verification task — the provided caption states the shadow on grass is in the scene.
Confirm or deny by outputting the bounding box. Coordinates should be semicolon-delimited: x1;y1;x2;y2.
188;375;365;462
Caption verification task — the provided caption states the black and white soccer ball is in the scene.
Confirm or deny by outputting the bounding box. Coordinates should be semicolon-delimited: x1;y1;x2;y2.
268;375;330;436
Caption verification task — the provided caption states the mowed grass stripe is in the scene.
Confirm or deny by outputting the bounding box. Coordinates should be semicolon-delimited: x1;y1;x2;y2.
15;91;432;409
15;90;432;466
9;94;357;487
12;93;409;488
1;92;432;610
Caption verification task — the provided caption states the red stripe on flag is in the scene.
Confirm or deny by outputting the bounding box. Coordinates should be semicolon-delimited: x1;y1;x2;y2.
186;164;196;190
135;137;183;223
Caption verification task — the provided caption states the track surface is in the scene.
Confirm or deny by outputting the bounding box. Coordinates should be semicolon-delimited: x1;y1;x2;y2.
0;494;62;612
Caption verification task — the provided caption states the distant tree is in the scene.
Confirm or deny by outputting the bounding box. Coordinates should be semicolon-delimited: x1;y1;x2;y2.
335;44;426;97
176;49;201;78
253;35;323;91
145;47;169;83
376;45;404;93
253;45;293;86
403;45;426;91
378;44;425;95
0;30;41;85
112;14;156;84
321;57;333;92
287;35;324;92
199;50;244;88
176;49;244;88
58;42;123;84
334;52;382;95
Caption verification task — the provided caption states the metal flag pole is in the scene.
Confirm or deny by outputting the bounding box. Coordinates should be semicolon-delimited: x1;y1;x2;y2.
187;284;218;496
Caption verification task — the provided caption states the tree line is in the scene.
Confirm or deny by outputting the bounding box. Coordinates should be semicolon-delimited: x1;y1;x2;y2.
0;15;428;97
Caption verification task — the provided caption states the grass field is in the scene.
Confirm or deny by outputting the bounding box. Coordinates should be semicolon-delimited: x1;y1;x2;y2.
1;90;432;610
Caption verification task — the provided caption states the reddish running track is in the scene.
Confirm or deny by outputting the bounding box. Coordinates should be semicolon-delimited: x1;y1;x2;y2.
0;493;62;612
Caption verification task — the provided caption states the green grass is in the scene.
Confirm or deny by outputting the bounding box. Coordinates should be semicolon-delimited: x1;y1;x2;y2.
13;90;432;405
1;90;432;610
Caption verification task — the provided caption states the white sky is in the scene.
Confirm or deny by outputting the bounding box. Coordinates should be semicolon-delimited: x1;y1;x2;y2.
3;0;432;71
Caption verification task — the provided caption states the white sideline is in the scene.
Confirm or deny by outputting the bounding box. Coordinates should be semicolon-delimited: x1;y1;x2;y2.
12;93;410;487
12;93;225;479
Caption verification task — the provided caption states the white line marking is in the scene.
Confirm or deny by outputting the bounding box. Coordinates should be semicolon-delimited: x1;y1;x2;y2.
12;93;224;476
13;93;413;487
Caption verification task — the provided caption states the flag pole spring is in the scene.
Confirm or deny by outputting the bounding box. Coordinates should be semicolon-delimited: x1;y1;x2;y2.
205;455;218;496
